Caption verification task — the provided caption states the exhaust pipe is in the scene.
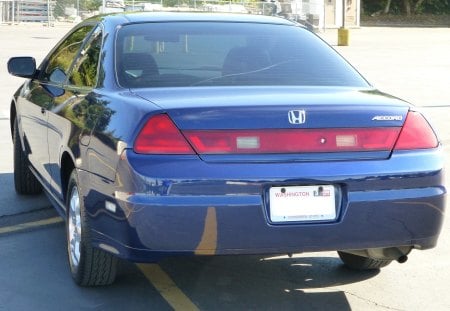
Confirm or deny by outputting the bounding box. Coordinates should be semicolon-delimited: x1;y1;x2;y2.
341;246;412;262
397;255;408;264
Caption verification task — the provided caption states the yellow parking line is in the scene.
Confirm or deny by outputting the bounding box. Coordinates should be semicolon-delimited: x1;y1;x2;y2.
0;217;63;235
1;217;198;309
138;263;199;311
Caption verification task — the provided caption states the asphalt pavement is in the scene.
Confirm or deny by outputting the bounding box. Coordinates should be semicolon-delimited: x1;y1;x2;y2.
0;23;449;310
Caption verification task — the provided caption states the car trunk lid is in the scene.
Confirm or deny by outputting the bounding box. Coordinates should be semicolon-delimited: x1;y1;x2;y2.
132;86;413;161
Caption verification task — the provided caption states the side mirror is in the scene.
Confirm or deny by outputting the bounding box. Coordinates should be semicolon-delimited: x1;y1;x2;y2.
7;57;37;78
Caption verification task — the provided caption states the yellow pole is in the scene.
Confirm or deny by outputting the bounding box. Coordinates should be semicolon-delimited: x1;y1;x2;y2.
338;27;349;46
337;0;349;46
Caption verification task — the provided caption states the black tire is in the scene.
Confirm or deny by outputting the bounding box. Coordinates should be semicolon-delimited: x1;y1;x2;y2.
13;119;42;195
338;251;392;270
66;170;117;286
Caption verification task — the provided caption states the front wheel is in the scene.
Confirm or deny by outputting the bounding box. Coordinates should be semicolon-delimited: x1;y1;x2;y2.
66;170;117;286
338;251;392;270
13;119;41;195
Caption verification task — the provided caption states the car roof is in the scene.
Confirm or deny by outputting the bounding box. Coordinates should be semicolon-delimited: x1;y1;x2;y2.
88;11;297;27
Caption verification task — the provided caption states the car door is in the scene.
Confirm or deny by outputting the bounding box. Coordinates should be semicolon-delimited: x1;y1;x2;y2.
16;78;54;188
47;25;103;199
16;26;91;188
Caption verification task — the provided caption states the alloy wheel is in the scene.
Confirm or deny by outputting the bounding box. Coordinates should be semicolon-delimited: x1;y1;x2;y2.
68;186;82;272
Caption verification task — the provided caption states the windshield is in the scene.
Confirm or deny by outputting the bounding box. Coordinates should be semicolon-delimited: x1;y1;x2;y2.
115;22;369;88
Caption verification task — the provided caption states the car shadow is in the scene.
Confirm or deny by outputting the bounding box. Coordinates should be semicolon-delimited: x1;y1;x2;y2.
0;172;50;218
0;223;175;311
156;254;380;310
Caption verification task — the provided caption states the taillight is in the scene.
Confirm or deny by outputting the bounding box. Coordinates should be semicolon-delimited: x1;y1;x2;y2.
133;112;437;155
183;128;401;154
394;111;438;150
134;114;194;154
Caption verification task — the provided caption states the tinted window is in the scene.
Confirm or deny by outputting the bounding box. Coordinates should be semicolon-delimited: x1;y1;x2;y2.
115;22;368;88
41;25;94;83
69;26;102;88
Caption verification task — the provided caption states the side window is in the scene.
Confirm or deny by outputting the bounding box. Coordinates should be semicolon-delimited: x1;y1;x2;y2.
41;25;94;83
69;26;102;88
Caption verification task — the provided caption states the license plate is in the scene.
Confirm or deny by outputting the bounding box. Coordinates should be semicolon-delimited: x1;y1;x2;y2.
269;185;336;223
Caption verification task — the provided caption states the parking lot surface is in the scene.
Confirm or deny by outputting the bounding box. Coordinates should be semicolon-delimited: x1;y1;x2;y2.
0;23;449;310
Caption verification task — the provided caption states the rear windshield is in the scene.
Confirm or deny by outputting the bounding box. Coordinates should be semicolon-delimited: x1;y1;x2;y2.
115;22;369;88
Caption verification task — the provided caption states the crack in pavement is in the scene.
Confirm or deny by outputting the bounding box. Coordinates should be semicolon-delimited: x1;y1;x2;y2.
340;289;406;311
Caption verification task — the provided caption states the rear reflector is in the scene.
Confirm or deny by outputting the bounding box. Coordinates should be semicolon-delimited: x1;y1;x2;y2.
183;128;402;154
134;114;195;154
394;111;438;150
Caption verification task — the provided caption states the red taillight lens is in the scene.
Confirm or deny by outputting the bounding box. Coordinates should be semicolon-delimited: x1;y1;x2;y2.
394;111;438;150
134;114;194;154
133;112;437;155
184;128;401;154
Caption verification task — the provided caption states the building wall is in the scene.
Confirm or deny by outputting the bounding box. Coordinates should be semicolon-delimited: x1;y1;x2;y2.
287;0;360;29
326;0;360;28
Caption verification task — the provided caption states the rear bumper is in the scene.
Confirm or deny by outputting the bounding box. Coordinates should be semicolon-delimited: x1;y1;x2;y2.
79;148;446;262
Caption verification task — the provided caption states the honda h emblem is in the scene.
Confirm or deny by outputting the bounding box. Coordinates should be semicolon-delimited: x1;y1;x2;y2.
288;110;306;125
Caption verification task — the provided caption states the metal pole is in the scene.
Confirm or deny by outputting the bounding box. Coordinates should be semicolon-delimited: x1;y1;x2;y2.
323;0;326;31
337;0;349;46
48;0;50;26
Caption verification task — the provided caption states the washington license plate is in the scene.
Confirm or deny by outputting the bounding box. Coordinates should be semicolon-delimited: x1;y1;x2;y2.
269;185;336;222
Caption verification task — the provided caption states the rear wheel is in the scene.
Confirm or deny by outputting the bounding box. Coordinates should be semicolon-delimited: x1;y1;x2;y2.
338;251;392;270
13;119;41;195
66;169;117;286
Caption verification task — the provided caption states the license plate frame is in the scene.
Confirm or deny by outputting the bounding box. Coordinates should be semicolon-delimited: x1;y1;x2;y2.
269;185;337;223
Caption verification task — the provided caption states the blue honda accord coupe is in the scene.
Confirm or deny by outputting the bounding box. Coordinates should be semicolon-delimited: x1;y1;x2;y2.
8;12;446;286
